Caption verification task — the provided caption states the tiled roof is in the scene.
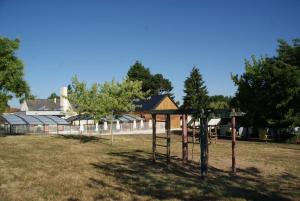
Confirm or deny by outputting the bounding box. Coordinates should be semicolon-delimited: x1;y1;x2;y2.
26;99;61;111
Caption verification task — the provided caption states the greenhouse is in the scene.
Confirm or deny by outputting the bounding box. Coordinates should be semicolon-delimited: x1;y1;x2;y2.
0;114;70;134
0;113;165;135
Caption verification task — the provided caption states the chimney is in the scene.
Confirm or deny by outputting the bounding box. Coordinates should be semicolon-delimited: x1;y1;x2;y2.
60;86;68;111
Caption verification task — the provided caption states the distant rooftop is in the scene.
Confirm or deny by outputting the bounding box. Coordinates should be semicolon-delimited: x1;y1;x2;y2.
26;99;61;111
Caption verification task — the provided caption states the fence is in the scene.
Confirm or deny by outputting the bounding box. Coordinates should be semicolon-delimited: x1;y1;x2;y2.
0;121;166;135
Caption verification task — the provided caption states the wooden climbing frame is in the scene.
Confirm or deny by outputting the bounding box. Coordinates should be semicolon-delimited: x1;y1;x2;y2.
151;109;244;177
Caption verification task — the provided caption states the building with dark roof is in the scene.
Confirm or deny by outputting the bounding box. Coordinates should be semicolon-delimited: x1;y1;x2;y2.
20;87;73;116
134;95;180;129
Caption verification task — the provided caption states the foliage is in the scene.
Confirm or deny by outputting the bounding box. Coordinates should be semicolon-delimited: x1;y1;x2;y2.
232;39;300;128
67;76;145;144
127;61;173;98
182;66;208;110
0;36;30;112
48;92;59;100
19;93;35;104
67;75;145;120
208;95;232;109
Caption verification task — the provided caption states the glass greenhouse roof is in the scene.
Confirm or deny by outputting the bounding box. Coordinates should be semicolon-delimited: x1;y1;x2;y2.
1;114;69;125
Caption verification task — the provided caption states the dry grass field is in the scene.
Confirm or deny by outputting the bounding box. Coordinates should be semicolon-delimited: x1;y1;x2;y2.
0;134;299;201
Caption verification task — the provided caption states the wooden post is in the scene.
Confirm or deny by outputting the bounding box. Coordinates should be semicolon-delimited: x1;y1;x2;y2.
192;120;195;160
166;114;171;163
231;108;236;174
152;114;157;163
205;118;209;174
182;114;188;163
200;117;208;177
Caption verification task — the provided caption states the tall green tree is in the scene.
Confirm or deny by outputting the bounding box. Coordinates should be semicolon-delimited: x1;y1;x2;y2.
127;61;173;97
66;76;93;115
277;38;300;68
0;36;30;112
100;78;145;144
183;67;209;110
232;39;300;129
48;92;59;100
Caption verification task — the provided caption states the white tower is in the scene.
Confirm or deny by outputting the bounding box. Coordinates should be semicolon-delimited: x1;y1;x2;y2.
60;87;69;111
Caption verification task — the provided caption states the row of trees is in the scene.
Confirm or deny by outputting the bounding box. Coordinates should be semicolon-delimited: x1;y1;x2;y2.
1;35;299;133
232;39;300;130
181;39;300;133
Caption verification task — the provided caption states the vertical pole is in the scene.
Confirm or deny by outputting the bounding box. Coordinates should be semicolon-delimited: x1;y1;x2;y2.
205;118;209;174
182;114;188;163
152;114;157;163
192;120;195;160
231;108;236;174
200;117;208;177
166;114;171;163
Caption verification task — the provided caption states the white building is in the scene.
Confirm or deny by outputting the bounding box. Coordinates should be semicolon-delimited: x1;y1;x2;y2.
20;87;73;116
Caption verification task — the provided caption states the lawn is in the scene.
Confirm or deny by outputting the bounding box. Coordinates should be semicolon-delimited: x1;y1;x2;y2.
0;134;299;201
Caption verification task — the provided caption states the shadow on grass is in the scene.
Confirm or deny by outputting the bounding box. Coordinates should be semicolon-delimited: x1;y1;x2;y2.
0;133;27;137
56;134;109;143
89;150;299;201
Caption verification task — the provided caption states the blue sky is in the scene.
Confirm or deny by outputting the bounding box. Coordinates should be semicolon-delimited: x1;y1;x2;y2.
1;0;300;107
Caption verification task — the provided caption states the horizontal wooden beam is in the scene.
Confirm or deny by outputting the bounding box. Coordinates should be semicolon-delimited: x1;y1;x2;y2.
156;136;169;139
156;144;168;147
150;109;245;118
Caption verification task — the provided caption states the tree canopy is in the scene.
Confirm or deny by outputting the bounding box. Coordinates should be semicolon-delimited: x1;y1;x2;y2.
127;61;173;98
232;39;300;128
48;92;59;100
67;76;146;144
67;76;145;121
208;95;232;109
0;36;30;112
182;67;209;110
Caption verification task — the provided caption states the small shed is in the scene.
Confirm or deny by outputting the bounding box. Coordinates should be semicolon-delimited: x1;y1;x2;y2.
134;95;180;129
208;118;221;143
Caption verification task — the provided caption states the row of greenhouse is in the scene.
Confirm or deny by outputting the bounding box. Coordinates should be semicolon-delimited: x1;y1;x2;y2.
0;113;165;135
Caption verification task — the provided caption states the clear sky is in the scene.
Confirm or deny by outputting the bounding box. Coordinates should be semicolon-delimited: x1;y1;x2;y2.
1;0;300;107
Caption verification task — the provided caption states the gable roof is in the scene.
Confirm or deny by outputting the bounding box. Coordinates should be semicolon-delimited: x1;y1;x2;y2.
134;95;178;112
26;99;61;111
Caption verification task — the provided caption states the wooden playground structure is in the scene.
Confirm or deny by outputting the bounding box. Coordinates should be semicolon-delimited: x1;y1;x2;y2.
151;108;244;177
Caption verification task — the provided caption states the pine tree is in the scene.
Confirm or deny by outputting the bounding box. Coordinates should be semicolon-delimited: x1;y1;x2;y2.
183;67;208;110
